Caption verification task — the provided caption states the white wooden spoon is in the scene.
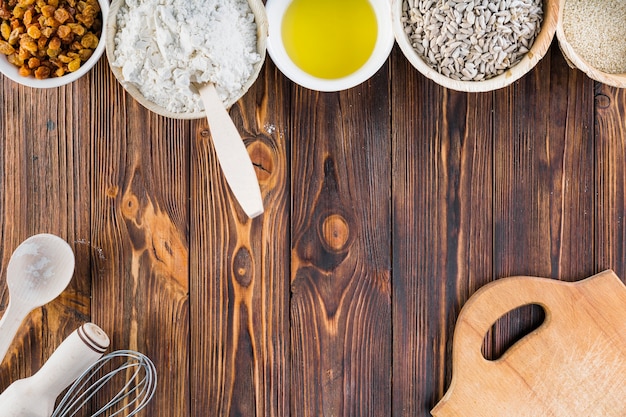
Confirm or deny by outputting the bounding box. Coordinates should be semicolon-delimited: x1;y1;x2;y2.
147;1;264;218
0;234;75;364
197;82;264;218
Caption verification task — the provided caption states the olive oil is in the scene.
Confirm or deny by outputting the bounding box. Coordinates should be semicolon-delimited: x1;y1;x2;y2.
281;0;378;79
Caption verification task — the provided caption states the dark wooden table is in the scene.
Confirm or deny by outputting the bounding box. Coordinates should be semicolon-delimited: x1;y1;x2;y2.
1;31;625;416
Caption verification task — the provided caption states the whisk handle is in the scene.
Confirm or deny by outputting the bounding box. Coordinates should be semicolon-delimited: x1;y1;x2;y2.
0;323;110;417
33;323;110;394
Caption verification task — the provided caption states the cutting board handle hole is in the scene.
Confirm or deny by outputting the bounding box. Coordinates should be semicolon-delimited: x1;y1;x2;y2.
481;303;546;361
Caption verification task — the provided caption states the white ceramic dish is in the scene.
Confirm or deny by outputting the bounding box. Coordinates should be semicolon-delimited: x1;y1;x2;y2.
0;0;108;88
266;0;395;92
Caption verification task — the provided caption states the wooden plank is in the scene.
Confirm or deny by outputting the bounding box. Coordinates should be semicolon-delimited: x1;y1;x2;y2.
391;47;494;416
190;60;291;416
89;62;190;416
492;47;595;359
289;63;391;416
542;49;596;280
595;84;626;280
0;78;92;390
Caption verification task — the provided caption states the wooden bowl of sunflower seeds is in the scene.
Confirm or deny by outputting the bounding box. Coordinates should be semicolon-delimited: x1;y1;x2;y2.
392;0;559;92
556;0;626;88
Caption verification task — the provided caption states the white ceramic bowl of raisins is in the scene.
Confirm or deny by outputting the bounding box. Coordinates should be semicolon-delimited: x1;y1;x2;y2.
0;0;107;88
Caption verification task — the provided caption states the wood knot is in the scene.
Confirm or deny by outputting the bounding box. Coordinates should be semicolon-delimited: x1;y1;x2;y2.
233;246;253;287
106;186;119;198
320;214;350;252
246;138;273;183
595;93;611;109
121;194;139;218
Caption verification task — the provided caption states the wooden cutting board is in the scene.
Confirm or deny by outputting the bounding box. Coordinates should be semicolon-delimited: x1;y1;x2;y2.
431;270;626;417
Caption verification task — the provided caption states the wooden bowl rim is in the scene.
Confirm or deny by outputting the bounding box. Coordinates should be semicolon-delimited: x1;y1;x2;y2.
391;0;560;92
555;0;626;89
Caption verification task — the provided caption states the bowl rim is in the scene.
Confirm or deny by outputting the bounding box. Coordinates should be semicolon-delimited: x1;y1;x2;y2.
105;0;268;120
265;0;395;92
555;0;626;89
0;0;109;89
391;0;560;92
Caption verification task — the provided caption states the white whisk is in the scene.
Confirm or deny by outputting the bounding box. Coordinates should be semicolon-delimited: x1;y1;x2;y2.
51;350;157;417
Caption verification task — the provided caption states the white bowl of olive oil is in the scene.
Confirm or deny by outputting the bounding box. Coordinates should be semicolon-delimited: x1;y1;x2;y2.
266;0;394;92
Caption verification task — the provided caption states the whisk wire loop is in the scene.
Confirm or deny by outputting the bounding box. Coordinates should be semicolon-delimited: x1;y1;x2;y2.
51;350;157;417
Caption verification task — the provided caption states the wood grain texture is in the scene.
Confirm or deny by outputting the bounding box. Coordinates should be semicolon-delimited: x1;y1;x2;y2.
90;60;190;416
492;46;595;281
1;37;626;417
595;84;626;279
190;59;290;417
491;46;595;360
290;63;391;416
541;48;595;279
391;45;494;417
0;78;92;390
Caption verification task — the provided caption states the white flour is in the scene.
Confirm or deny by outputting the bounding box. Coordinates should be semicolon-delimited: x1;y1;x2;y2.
113;0;260;113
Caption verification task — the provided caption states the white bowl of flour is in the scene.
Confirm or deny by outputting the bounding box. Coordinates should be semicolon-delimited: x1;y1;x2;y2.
106;0;268;119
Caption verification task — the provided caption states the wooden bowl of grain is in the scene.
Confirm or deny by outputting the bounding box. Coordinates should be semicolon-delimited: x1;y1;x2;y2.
556;0;626;88
392;0;559;92
105;0;268;119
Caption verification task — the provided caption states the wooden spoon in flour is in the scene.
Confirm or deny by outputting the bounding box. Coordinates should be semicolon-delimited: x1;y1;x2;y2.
196;82;264;218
